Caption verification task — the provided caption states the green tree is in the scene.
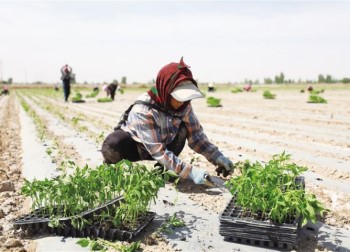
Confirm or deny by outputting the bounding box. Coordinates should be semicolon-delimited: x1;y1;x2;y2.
274;72;285;84
318;74;325;83
342;77;350;83
326;75;333;83
121;76;127;84
264;77;273;84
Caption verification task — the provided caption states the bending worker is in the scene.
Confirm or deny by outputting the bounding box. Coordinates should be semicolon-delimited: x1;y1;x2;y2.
101;57;233;184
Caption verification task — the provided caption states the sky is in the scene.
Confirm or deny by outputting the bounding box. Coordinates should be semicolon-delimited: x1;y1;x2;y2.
0;0;349;84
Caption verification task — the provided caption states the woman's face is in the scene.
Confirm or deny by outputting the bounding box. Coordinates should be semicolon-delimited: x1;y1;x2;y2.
170;97;184;110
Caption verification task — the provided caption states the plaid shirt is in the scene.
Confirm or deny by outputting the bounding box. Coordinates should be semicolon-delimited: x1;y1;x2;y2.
121;93;223;176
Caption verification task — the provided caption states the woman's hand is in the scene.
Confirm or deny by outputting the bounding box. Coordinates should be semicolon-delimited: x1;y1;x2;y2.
189;167;208;184
216;155;234;177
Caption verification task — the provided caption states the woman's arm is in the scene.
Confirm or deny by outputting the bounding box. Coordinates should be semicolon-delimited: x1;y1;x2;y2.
183;106;223;163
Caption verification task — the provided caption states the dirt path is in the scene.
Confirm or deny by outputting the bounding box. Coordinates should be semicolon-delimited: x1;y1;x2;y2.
0;95;35;252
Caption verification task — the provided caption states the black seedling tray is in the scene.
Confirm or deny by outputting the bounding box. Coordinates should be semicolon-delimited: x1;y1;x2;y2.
13;196;124;226
219;176;305;250
13;196;156;241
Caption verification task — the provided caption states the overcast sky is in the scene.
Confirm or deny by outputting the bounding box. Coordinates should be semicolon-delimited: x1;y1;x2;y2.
0;0;349;84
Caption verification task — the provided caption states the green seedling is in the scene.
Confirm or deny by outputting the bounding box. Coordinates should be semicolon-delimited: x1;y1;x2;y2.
225;152;328;227
77;238;140;252
231;87;243;93
263;90;276;99
46;147;52;156
97;97;113;102
311;89;325;95
21;161;171;230
71;117;80;126
158;213;186;234
72;92;85;102
98;132;105;140
86;90;99;98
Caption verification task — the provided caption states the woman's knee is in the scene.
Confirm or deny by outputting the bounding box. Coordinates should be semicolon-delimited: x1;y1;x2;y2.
101;131;123;164
101;130;140;163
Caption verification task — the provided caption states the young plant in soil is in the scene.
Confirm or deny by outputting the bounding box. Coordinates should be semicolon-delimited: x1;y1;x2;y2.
231;87;243;93
225;152;328;226
97;97;113;103
263;90;276;99
158;212;186;234
311;89;325;95
86;89;99;98
77;238;140;252
72;92;85;103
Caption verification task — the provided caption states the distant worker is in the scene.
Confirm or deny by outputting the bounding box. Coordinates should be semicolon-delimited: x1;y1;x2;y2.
307;86;313;92
208;82;215;92
243;84;252;92
60;64;73;102
1;85;9;95
107;81;119;101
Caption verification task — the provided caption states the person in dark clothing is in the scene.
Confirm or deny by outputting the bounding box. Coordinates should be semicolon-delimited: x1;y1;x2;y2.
60;64;73;102
107;82;119;100
1;85;9;95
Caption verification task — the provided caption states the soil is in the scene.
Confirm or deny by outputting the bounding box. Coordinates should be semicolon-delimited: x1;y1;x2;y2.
0;85;350;252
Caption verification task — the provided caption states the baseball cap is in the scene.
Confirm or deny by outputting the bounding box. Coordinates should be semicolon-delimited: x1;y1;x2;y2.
171;81;203;102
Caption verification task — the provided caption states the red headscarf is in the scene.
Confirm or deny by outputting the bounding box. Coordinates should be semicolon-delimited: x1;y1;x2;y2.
148;57;198;111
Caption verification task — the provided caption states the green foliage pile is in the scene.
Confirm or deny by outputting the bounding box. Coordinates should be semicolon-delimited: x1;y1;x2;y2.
310;89;325;95
308;95;327;104
72;92;84;102
207;96;222;107
231;87;243;93
225;152;327;226
158;213;186;234
22;161;175;229
97;97;113;103
77;238;140;252
86;90;99;98
263;90;276;99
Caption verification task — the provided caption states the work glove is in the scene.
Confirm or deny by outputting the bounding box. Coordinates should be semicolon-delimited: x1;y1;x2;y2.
215;155;234;177
188;167;208;185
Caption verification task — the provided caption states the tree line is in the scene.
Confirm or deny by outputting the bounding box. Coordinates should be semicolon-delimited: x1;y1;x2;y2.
243;73;350;85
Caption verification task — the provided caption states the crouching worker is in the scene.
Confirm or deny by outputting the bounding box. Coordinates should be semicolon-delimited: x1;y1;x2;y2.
101;57;234;185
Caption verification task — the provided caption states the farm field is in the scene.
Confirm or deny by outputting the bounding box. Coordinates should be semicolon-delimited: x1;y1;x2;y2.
0;84;350;252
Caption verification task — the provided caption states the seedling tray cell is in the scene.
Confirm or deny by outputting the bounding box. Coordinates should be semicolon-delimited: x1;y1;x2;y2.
13;196;156;241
